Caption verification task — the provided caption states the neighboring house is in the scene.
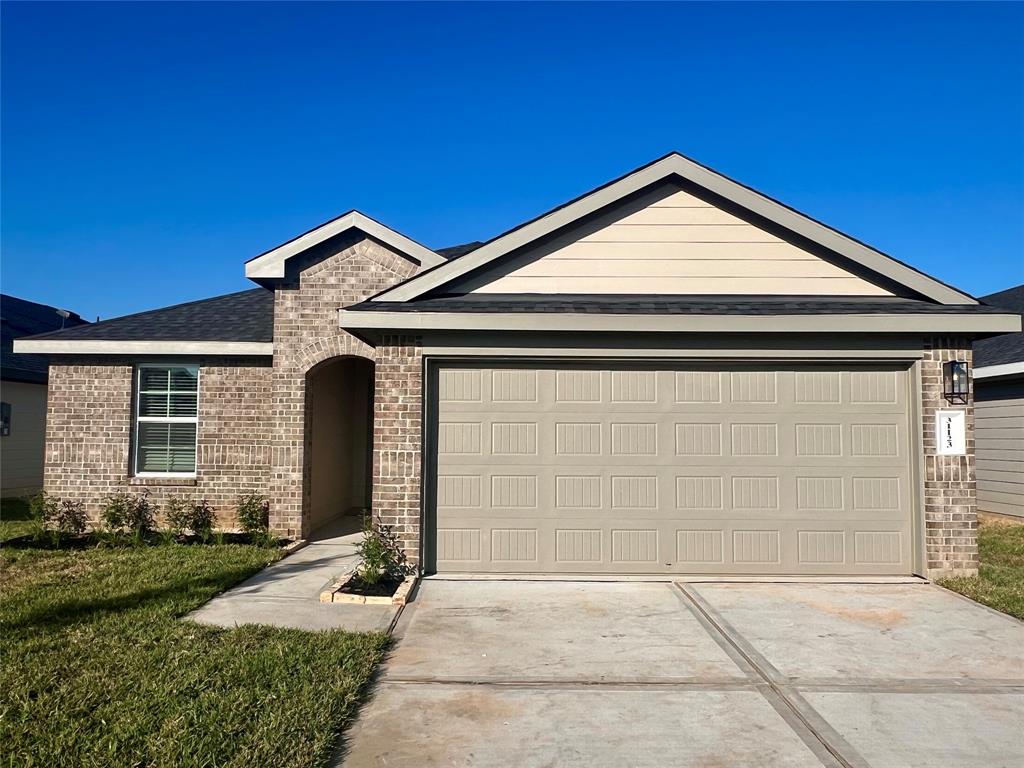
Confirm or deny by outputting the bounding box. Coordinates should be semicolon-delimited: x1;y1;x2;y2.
974;285;1024;518
1;295;88;497
15;153;1021;578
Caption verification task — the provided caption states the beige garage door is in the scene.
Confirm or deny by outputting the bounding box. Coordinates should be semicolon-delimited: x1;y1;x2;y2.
431;363;914;575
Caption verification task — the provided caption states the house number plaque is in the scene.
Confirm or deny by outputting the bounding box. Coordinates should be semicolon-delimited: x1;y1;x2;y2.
935;409;966;456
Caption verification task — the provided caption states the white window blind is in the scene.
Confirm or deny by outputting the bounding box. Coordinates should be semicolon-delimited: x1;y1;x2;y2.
134;365;198;475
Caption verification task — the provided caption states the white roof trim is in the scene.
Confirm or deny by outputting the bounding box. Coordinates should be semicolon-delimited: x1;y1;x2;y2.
13;339;273;356
339;309;1019;335
974;361;1024;379
372;153;977;305
245;211;444;279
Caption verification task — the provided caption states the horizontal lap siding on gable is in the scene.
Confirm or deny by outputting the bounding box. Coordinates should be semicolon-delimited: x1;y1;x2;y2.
468;189;893;296
43;359;273;528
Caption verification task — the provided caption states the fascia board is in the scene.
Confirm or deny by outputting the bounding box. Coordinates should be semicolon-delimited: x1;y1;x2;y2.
245;212;443;279
338;309;1020;335
13;339;274;356
974;361;1024;379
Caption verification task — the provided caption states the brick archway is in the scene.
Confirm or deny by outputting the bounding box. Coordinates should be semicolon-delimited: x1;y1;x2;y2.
296;334;375;374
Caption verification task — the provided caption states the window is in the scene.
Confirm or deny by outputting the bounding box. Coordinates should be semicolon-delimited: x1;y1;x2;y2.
134;365;198;475
0;402;10;437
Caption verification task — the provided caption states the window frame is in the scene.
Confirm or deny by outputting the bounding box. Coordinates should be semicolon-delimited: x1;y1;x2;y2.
132;363;200;478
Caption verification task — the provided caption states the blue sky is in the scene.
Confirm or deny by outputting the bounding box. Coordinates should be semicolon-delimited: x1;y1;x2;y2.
2;1;1022;320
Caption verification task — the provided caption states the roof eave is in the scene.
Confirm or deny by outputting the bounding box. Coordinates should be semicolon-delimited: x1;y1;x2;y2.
974;361;1024;380
12;339;274;356
338;309;1020;336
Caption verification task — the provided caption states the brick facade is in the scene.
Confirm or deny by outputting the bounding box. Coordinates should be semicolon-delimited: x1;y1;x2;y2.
43;358;272;528
38;282;981;575
371;336;424;564
920;338;978;578
266;234;418;537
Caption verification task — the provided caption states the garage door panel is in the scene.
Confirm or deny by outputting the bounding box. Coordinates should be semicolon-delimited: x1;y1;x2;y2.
433;364;914;575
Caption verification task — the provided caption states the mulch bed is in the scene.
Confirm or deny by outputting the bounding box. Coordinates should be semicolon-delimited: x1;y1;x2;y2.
337;576;403;598
1;532;294;550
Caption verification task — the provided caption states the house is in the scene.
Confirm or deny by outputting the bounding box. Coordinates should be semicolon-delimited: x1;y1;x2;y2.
1;295;88;497
15;153;1021;577
973;284;1024;518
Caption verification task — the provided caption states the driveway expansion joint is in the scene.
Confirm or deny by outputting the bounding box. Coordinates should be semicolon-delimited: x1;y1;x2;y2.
380;676;757;690
676;582;868;768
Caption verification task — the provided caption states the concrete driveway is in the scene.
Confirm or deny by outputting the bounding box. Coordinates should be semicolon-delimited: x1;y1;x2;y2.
339;580;1024;768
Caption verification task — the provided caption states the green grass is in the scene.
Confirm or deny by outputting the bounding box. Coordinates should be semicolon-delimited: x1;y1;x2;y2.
940;516;1024;621
0;497;36;543
0;543;389;767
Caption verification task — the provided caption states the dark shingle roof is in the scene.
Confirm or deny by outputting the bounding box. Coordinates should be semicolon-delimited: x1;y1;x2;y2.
2;295;88;383
436;242;484;261
345;295;1010;315
24;289;274;344
975;285;1024;368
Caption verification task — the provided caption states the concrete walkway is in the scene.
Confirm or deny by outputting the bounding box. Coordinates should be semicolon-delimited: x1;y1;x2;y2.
339;580;1024;768
188;516;399;632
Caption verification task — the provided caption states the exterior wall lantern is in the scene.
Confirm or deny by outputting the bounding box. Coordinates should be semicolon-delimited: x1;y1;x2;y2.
943;360;969;404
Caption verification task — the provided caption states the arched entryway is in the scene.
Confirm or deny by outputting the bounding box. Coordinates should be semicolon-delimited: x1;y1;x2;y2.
304;356;374;536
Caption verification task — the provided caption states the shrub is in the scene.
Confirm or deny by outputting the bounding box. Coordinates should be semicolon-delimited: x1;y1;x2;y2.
355;517;412;585
100;492;133;534
53;499;89;536
190;499;216;543
166;497;216;542
100;491;157;544
26;493;88;545
164;496;192;537
27;492;57;543
236;493;271;546
125;492;157;544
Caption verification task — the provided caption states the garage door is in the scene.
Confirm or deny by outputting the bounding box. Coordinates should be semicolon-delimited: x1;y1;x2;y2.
431;363;914;575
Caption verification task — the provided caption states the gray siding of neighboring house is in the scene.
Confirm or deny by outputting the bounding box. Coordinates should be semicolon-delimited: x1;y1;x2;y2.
976;379;1024;519
0;380;48;497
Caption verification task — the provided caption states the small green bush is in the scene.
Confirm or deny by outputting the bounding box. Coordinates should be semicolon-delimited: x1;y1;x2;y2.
125;492;158;544
27;492;57;543
355;517;412;585
25;493;88;545
236;493;272;546
53;499;89;536
190;499;216;543
165;496;192;538
100;492;133;534
100;491;157;544
166;497;216;542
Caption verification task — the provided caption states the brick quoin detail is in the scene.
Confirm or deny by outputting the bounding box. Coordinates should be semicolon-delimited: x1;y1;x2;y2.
371;336;424;565
921;337;978;578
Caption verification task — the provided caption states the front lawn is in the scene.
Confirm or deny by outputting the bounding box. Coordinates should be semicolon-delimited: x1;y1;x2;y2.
0;543;388;767
940;514;1024;621
0;498;35;542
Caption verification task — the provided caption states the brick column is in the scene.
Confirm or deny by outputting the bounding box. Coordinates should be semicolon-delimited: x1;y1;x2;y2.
921;337;978;578
371;335;424;566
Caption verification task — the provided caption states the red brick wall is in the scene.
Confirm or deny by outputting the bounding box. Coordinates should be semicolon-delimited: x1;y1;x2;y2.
921;337;978;577
43;358;272;528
